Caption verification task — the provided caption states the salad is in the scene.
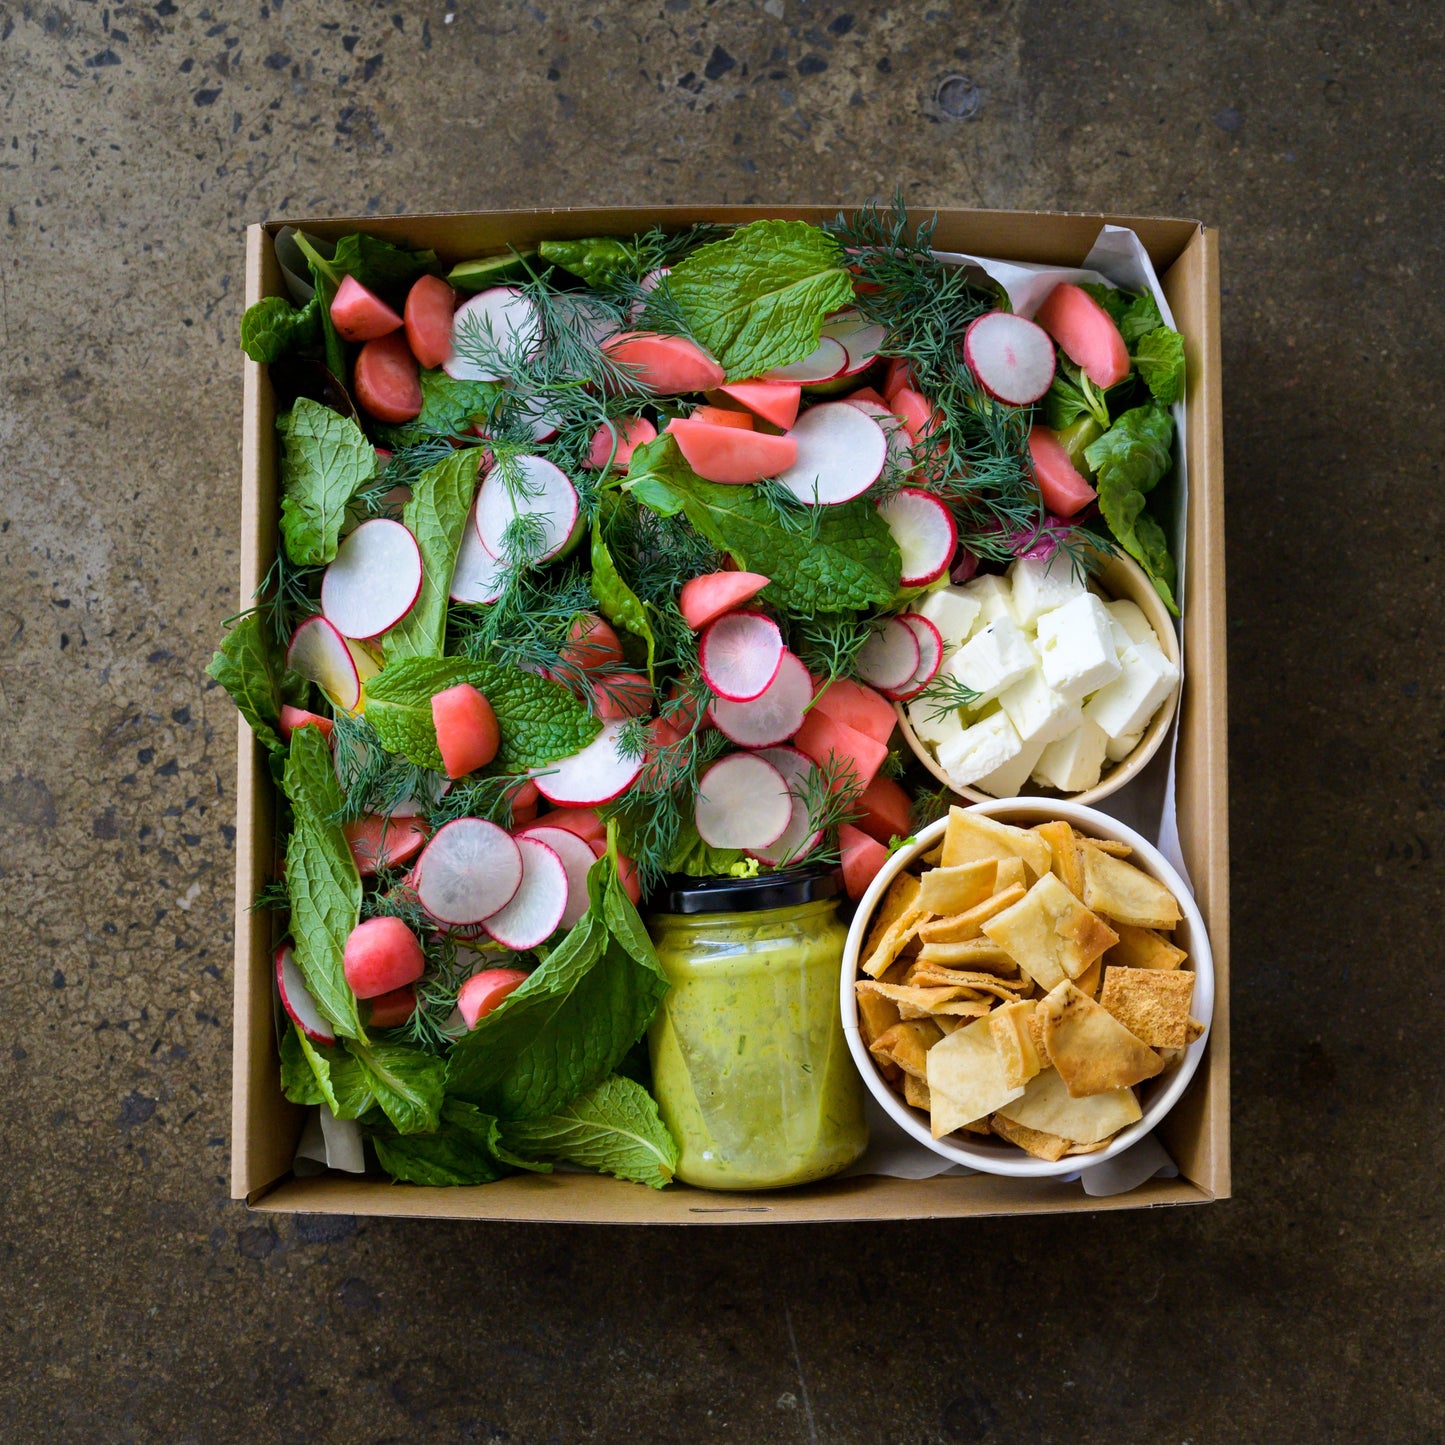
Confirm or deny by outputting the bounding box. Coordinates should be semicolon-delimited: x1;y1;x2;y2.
216;203;1186;1189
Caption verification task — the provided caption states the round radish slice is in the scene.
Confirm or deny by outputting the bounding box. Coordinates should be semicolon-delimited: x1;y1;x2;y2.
483;836;568;949
450;500;509;604
474;454;580;565
877;487;959;587
552;292;619;350
699;610;785;703
286;615;376;712
320;519;424;640
414;818;523;926
962;311;1057;406
276;941;336;1046
749;745;824;866
894;613;944;699
534;721;645;807
518;825;596;931
848;400;915;475
708;650;811;747
513;391;563;442
776;402;888;505
762;335;848;384
446;286;543;382
855;617;922;693
695;753;792;851
627;266;670;321
823;316;888;375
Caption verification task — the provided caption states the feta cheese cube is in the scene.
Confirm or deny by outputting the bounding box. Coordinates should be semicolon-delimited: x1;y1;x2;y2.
906;698;967;752
1032;720;1110;793
973;736;1048;799
1083;641;1180;741
950;615;1037;704
960;573;1013;634
1007;554;1085;628
913;586;981;656
1035;593;1123;702
935;710;1024;788
1105;598;1156;647
997;667;1081;745
1105;729;1144;763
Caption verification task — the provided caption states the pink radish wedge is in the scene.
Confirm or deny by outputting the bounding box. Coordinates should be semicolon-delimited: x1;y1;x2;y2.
889;387;941;445
699;610;784;703
603;332;725;394
1027;425;1098;518
878;488;958;587
718;381;801;430
446;286;543;383
592;671;654;721
286;616;379;712
762;335;848;384
431;683;501;778
843;385;888;409
893;613;944;699
857;773;913;847
355;332;422;424
279;706;334;743
483;835;568;949
883;358;914;401
330;275;403;342
276;941;336;1045
1033;282;1130;389
518;825;596;931
344;814;428;876
793;706;889;791
343;916;426;1000
962;311;1056;405
560;614;625;671
534;721;645;807
583;415;656;470
679;571;771;631
708;649;812;747
839;823;889;901
525;806;607;849
668;418;798;484
854;617;921;694
366;984;417;1029
404;274;457;369
508;778;541;827
414;818;523;925
695;752;791;851
321;519;424;640
474;455;580;564
776;402;888;505
449;500;509;604
748;746;824;866
458;967;532;1028
810;676;896;747
691;405;754;429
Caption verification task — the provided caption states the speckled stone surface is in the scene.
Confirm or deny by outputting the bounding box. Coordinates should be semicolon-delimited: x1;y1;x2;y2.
1;2;1441;1439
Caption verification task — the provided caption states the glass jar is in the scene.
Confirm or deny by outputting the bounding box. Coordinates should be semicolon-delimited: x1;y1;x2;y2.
646;869;868;1190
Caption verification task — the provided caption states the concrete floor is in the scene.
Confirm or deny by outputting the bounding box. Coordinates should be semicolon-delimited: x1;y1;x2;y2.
1;0;1441;1439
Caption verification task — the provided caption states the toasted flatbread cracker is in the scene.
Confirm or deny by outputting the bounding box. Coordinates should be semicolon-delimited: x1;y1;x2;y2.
868;1018;943;1079
878;1058;903;1084
861;980;978;1015
994;856;1028;892
909;972;1025;1005
981;873;1119;991
1032;820;1084;899
1098;966;1196;1049
1027;1009;1050;1065
1107;922;1188;971
960;1117;992;1136
1078;843;1182;930
988;1000;1043;1090
878;954;915;986
916;935;1023;969
940;807;1052;879
918;859;999;916
995;1067;1142;1144
1073;957;1103;999
853;981;902;1046
870;870;922;940
861;903;928;979
921;844;943;867
1065;1138;1111;1155
933;1015;965;1034
989;1112;1071;1161
1184;1016;1206;1044
915;883;1027;946
1040;981;1163;1096
925;1015;1026;1137
902;1071;931;1110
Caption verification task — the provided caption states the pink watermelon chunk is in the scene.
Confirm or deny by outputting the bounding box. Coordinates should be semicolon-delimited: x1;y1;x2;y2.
856;774;912;846
839;823;889;901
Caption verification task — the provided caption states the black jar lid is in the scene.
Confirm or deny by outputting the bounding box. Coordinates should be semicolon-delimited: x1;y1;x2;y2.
652;865;842;916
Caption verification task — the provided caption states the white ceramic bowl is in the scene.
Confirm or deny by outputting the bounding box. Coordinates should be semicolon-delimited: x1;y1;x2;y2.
839;797;1213;1178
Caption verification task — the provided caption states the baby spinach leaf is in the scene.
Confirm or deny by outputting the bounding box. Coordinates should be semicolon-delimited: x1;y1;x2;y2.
329;233;437;298
538;236;633;287
240;293;321;364
206;611;307;753
276;398;376;566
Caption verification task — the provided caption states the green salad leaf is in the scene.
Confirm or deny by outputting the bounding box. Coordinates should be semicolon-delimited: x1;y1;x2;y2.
538;236;633;287
280;1025;376;1117
660;814;745;879
416;368;502;437
364;656;600;772
279;1024;327;1106
590;507;655;679
280;726;366;1041
667;220;855;381
1078;282;1132;327
500;1074;678;1189
289;233;349;381
206;611;307;753
348;1040;446;1135
329;233;437;297
368;1098;533;1186
276;398;376;567
1135;327;1186;406
383;450;479;662
240;293;321;364
1118;291;1165;346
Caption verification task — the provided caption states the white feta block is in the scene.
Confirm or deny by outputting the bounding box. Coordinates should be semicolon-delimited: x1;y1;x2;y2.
960;573;1013;634
1007;554;1085;628
936;710;1024;788
1035;593;1123;702
1105;729;1144;763
950;615;1037;705
1032;720;1110;793
1083;641;1180;741
1106;598;1156;647
997;667;1081;745
913;586;981;656
972;736;1048;799
906;698;967;752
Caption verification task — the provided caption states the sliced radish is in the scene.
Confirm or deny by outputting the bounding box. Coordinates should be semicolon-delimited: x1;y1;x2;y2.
343;814;428;876
343;916;426;1000
276;941;336;1045
449;500;509;604
878;488;958;587
667;418;798;484
513;391;563;443
843;385;888;408
518;825;596;931
366;984;417;1029
854;617;921;693
431;683;501;778
718;380;801;430
893;613;943;699
839;822;889;900
458;967;532;1028
848;400;916;476
749;745;824;866
694;753;791;851
446;286;543;382
708;649;811;747
822;315;887;374
1033;282;1131;389
523;806;607;849
679;570;771;631
474;454;580;565
483;835;568;949
286;616;378;712
279;706;333;743
414;818;524;925
962;311;1057;406
762;335;848;384
775;402;888;505
883;357;915;402
627;266;670;322
1027;425;1098;518
699;610;784;703
403;274;457;370
560;614;625;670
320;519;424;640
331;275;403;342
533;721;645;807
583;415;656;470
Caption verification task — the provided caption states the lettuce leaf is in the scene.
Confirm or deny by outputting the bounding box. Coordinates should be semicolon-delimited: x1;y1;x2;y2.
538;236;633;287
329;233;437;298
280;1025;376;1116
240;293;321;364
368;1098;532;1185
206;611;307;753
590;506;655;679
347;1040;446;1135
1077;282;1131;327
1135;327;1186;406
276;398;375;567
1119;291;1165;346
666;220;855;381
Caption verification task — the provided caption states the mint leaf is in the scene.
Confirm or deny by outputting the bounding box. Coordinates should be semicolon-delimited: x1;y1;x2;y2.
348;1040;445;1135
206;611;306;753
276;398;376;567
281;726;365;1040
241;293;320;364
538;236;633;287
625;435;900;615
1134;327;1186;406
667;220;855;381
383;450;479;662
369;1098;519;1185
500;1075;678;1188
417;368;502;436
365;656;600;771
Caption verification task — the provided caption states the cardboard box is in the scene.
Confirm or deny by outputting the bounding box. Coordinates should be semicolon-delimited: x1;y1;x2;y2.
232;207;1227;1223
